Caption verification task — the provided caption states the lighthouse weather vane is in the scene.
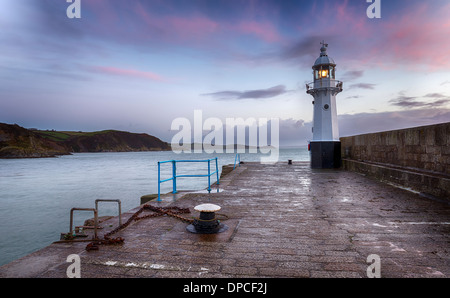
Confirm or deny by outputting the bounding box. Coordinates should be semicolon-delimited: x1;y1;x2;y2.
306;42;343;169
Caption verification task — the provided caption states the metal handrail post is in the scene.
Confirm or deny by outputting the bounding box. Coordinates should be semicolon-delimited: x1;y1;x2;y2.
172;160;177;194
95;199;122;226
157;161;161;202
215;157;219;185
207;159;211;193
70;208;98;239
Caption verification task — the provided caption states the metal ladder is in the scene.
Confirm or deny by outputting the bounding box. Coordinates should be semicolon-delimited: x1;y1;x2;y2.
61;199;122;241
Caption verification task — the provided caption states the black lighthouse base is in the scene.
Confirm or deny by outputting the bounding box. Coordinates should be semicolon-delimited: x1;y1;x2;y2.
310;141;341;169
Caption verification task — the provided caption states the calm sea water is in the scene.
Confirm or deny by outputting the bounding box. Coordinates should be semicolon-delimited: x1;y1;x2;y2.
0;148;309;266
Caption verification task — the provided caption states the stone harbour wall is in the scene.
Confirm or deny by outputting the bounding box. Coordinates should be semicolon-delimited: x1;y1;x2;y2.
340;122;450;201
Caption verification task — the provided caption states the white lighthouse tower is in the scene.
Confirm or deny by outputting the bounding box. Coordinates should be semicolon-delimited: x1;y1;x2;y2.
306;42;343;168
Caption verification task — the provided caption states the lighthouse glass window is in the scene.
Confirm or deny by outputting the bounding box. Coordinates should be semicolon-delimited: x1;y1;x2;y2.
316;68;327;79
316;67;335;79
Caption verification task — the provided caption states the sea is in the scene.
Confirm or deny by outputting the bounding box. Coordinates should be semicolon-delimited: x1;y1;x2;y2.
0;148;309;266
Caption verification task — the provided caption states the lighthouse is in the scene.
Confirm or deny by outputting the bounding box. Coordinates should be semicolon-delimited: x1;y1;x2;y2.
306;42;343;168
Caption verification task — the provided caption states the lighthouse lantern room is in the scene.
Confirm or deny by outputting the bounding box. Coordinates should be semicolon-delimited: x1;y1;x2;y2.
306;42;343;168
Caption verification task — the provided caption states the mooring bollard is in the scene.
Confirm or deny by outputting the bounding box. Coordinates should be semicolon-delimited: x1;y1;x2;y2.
186;203;228;234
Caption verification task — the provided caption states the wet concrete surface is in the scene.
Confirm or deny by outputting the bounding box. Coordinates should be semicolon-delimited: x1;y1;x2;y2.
1;162;449;278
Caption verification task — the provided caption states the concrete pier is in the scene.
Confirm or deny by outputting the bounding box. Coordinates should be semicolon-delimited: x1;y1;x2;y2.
1;162;449;278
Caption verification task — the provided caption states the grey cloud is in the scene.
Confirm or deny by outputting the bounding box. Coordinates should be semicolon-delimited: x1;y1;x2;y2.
389;96;422;108
432;99;450;106
203;85;289;100
349;83;377;90
389;93;450;109
279;35;339;67
278;118;312;147
340;70;364;82
424;93;446;98
338;108;450;137
231;35;342;69
281;36;322;60
277;108;450;146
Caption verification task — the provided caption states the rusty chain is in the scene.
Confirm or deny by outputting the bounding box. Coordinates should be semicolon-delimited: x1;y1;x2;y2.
85;204;192;251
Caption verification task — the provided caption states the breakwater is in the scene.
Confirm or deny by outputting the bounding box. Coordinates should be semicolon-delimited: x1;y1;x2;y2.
2;162;449;278
0;148;309;267
340;122;450;202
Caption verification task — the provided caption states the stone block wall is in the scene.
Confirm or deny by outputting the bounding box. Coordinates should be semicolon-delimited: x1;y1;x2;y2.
340;122;450;201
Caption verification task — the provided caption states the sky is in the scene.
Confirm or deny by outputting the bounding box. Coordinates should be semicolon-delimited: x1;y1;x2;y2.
1;0;449;147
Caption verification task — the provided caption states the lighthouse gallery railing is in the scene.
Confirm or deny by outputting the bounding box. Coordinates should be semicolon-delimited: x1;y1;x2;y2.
306;80;343;92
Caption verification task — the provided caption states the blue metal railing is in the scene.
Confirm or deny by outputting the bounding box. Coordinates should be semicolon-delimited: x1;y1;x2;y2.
233;153;241;169
157;158;219;201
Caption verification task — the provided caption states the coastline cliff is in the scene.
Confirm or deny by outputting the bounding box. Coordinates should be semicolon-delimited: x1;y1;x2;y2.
0;123;171;158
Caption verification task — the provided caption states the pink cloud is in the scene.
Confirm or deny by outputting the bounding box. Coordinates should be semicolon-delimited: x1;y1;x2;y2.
133;2;219;41
76;1;450;72
315;2;450;71
327;0;370;38
91;66;164;81
83;0;119;25
132;2;282;44
373;3;450;70
233;21;282;43
82;1;285;51
167;16;219;38
336;0;350;21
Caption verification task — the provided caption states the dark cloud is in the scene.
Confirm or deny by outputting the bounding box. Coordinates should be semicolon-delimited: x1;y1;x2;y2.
279;108;450;146
338;108;450;137
389;92;450;109
281;36;322;60
340;70;364;82
424;93;446;98
203;85;289;100
432;99;450;106
264;108;450;146
389;95;422;108
279;35;339;67
345;95;362;99
349;83;377;90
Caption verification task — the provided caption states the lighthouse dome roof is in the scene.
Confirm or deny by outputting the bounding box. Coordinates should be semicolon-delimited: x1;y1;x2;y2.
313;44;336;67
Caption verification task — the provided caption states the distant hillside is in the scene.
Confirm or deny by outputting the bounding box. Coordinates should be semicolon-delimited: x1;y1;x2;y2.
44;130;171;153
0;123;171;158
0;123;70;158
